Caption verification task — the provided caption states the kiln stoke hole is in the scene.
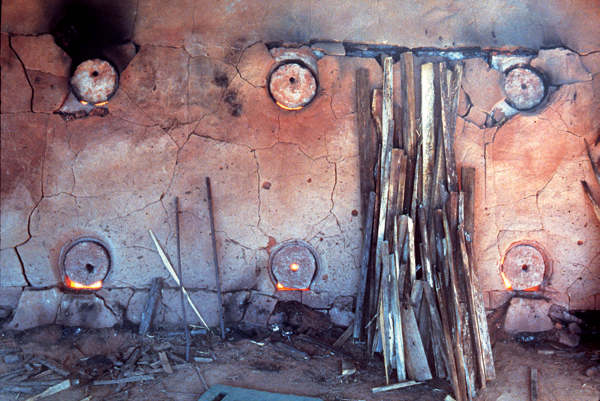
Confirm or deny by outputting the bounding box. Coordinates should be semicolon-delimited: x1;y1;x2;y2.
59;236;111;291
269;241;319;290
71;59;119;106
501;242;549;291
504;65;547;111
268;61;318;110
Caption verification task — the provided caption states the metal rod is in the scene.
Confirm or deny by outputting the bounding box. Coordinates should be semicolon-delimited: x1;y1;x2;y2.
206;177;226;339
175;197;191;360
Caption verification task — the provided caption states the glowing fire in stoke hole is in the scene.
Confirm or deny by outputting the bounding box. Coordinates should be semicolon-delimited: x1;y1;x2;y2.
65;275;102;290
275;101;303;111
500;271;542;292
275;262;308;291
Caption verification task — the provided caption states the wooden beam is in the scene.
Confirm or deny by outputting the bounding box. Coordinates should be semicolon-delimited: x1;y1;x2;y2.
139;277;163;335
401;52;417;216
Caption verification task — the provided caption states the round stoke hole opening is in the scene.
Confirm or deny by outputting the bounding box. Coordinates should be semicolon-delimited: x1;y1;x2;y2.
268;60;318;110
269;241;320;290
501;242;549;290
59;236;111;288
71;59;119;105
504;65;547;111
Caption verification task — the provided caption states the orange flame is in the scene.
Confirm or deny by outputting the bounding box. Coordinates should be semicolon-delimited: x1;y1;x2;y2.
276;102;303;111
500;272;513;291
522;285;542;292
65;275;102;290
290;263;300;271
276;282;308;291
95;101;109;106
80;100;89;105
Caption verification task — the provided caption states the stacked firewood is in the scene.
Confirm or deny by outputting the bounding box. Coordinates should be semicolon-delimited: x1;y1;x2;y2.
353;54;495;401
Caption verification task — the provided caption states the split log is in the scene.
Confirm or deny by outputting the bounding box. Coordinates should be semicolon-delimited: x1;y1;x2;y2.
333;325;354;348
139;277;163;335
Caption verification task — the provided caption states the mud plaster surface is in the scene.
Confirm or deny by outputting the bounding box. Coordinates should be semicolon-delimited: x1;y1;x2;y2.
2;0;600;329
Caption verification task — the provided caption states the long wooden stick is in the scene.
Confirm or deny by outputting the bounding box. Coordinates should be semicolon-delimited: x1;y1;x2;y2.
206;177;226;339
175;197;191;360
584;138;600;185
149;229;210;329
582;180;600;222
354;191;376;340
372;380;422;393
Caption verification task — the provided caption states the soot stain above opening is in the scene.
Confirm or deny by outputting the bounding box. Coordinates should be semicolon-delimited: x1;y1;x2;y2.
50;0;137;72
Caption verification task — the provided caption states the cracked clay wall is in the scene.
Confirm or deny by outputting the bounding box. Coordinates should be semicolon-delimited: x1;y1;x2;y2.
2;0;600;330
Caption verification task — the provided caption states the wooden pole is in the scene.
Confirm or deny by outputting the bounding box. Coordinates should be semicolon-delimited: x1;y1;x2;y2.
206;177;226;340
175;197;191;360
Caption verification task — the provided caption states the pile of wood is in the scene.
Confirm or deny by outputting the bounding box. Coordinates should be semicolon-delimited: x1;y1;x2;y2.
353;53;495;401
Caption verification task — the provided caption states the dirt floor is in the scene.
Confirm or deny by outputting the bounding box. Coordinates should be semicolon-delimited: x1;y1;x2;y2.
0;322;599;401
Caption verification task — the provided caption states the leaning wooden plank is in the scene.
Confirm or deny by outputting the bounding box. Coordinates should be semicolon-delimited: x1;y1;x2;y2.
25;379;74;401
379;241;392;384
149;229;210;330
460;167;476;239
457;224;486;389
372;380;422;393
334;325;354;348
407;216;417;292
582;181;600;223
422;282;447;379
401;304;432;381
417;207;434;287
387;149;404;242
440;63;463;193
354;191;376;340
460;172;495;381
434;270;467;401
584;138;600;186
139;277;163;335
357;68;377;219
94;375;155;385
441;210;472;400
396;154;408;216
390;230;406;381
421;62;435;213
410;143;423;223
401;52;418;215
